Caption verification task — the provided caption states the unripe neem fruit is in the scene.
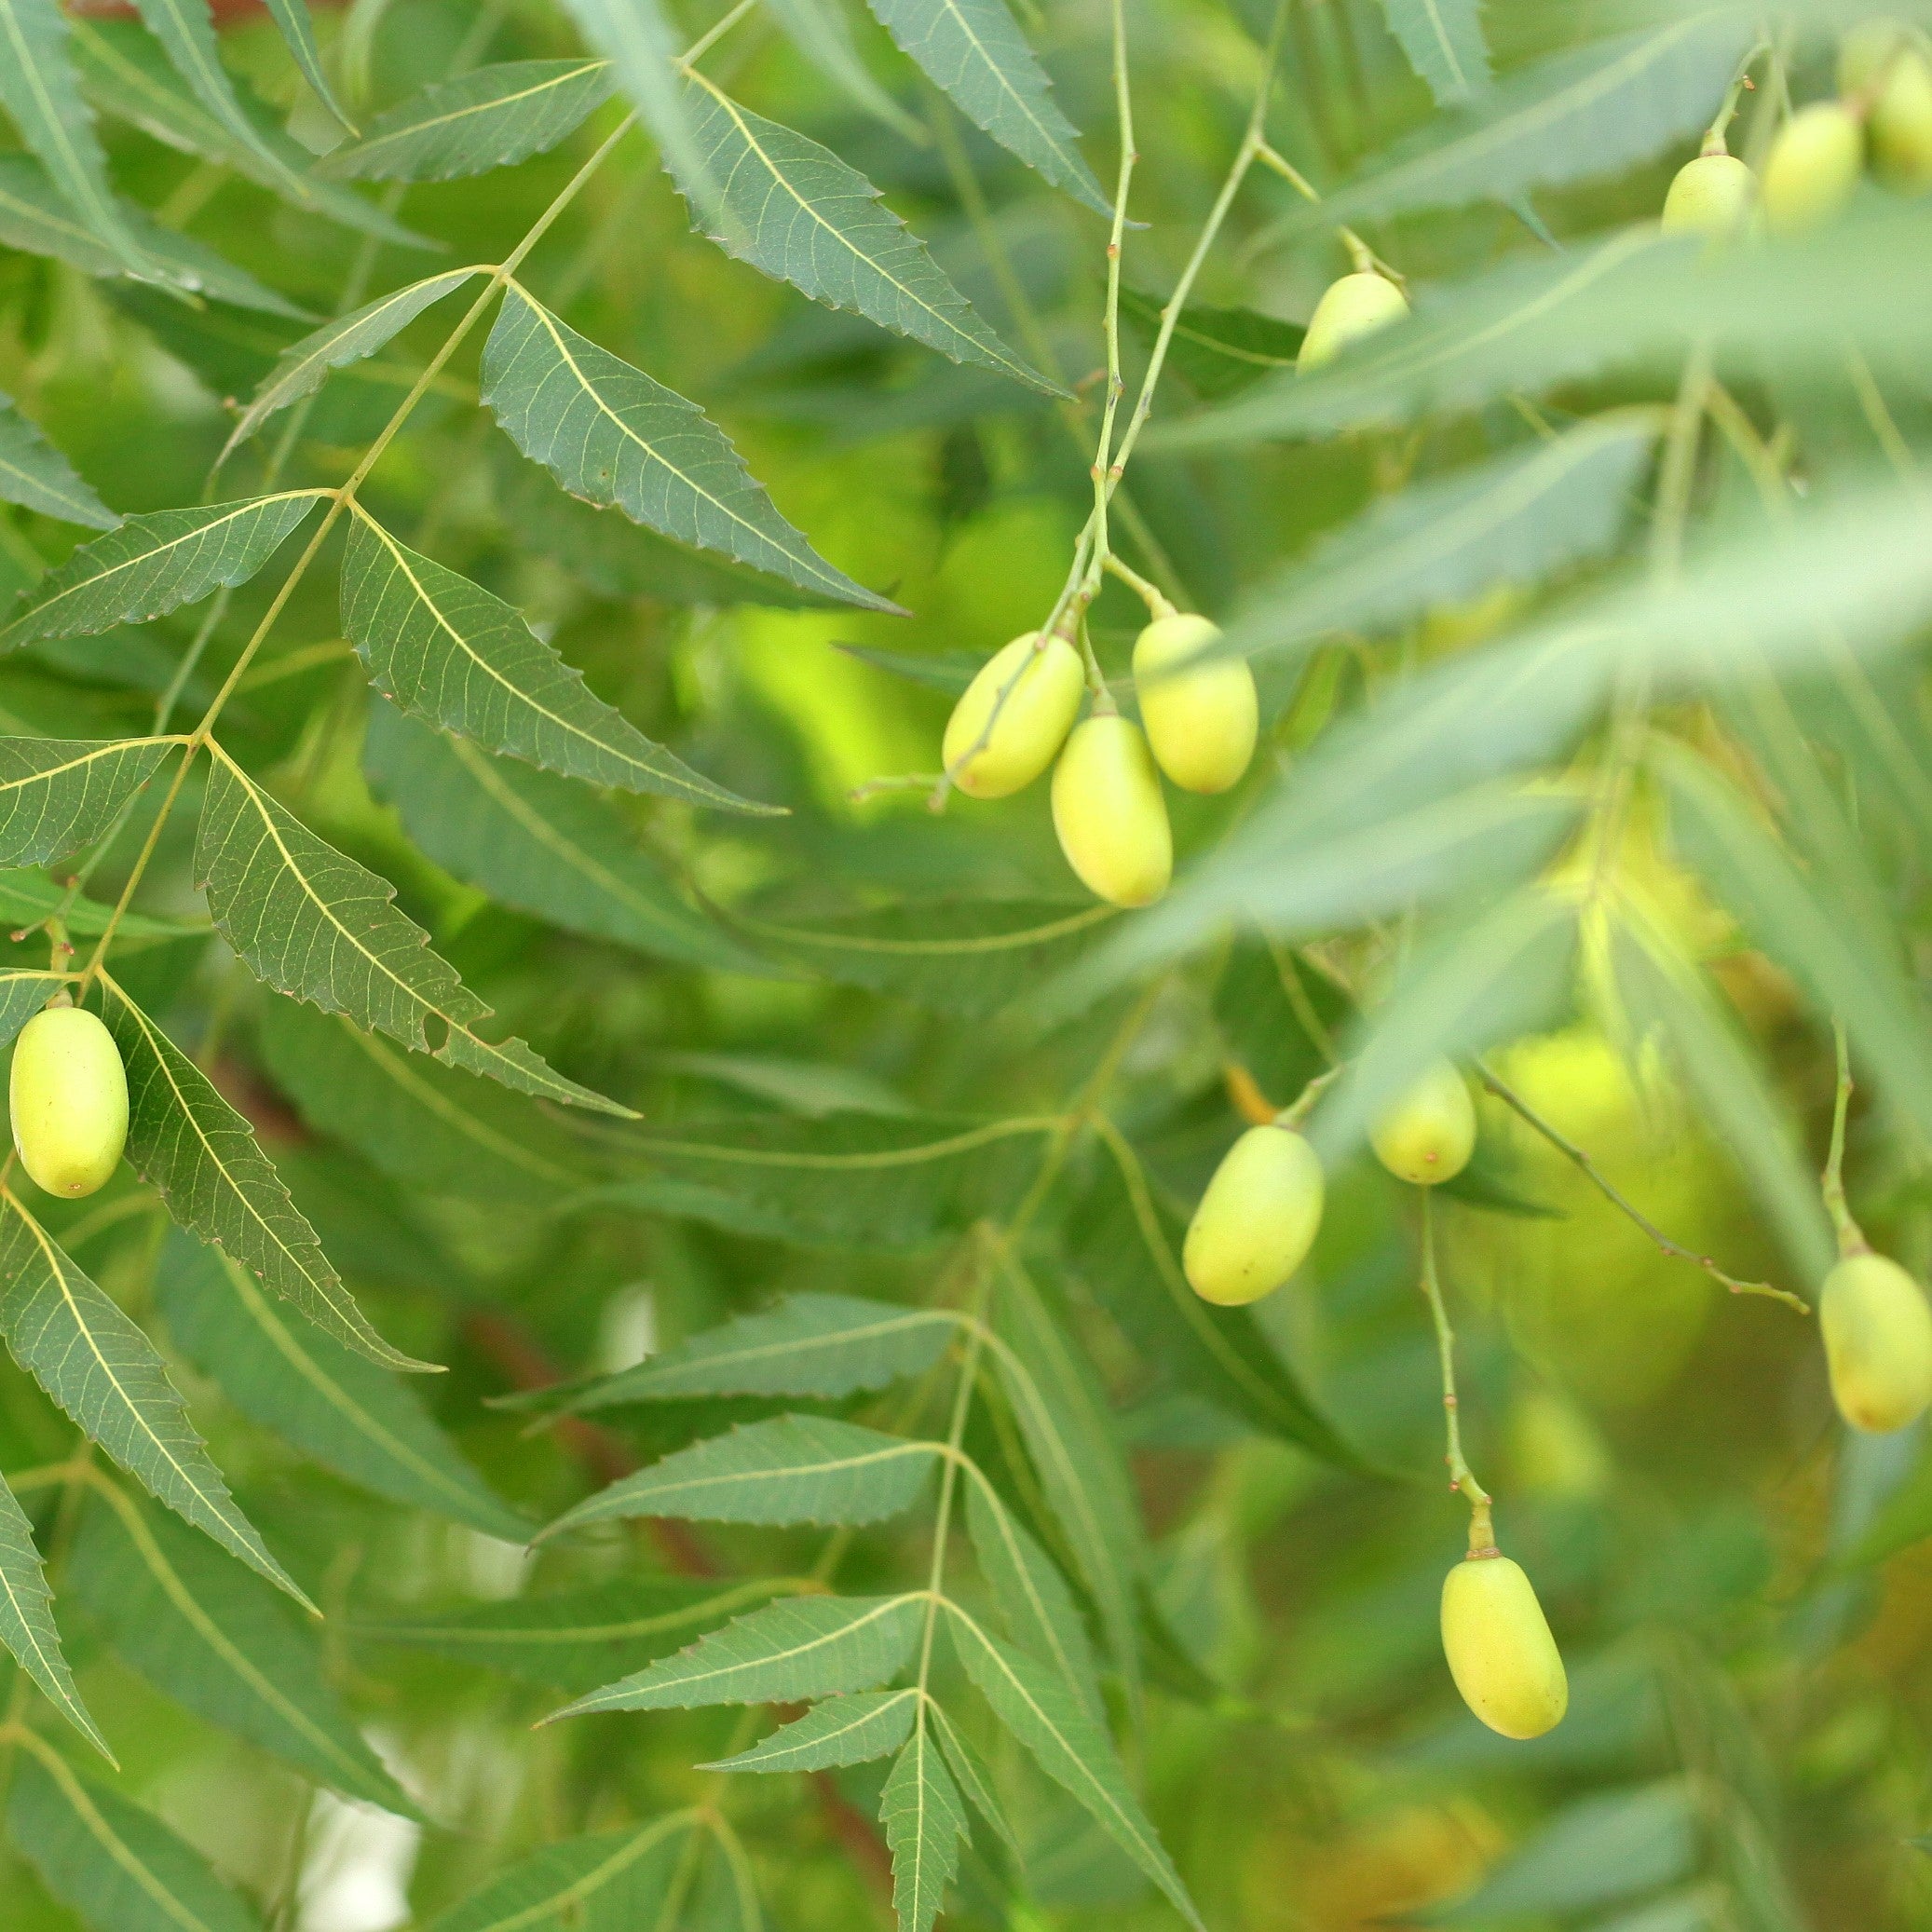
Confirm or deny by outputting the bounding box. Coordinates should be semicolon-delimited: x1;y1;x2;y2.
942;632;1085;799
1050;714;1172;907
1661;152;1758;238
1819;1251;1932;1432
1297;271;1409;372
1132;614;1258;795
1839;16;1914;96
1870;47;1932;192
1761;102;1865;234
1440;1551;1568;1740
1369;1057;1476;1186
9;1005;129;1199
1183;1124;1325;1306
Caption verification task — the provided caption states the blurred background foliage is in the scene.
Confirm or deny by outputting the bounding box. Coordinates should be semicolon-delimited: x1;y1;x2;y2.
3;0;1932;1928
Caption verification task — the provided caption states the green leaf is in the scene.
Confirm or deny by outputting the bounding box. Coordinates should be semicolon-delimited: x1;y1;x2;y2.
423;1817;701;1932
704;1688;921;1773
7;1744;264;1932
0;390;117;528
221;270;480;460
480;282;902;613
0;493;326;651
1222;415;1657;664
360;1575;808;1693
763;0;921;140
542;1290;958;1415
321;59;618;180
0;873;193;944
68;1488;416;1811
0;1191;308;1607
880;1721;969;1932
865;0;1109;214
672;74;1056;394
344;514;766;811
194;743;632;1117
0;737;171;867
0;1472;109;1756
945;1603;1201;1929
255;997;585;1207
90;973;429;1374
1378;0;1490;104
156;1236;530;1541
927;1699;1021;1854
559;0;711;211
542;1416;941;1537
962;1471;1102;1720
0;0;149;278
1118;289;1303;401
259;0;355;134
547;1591;924;1718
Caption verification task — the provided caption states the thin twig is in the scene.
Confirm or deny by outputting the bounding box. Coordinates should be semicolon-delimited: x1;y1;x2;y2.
1418;1191;1493;1552
1822;1019;1867;1260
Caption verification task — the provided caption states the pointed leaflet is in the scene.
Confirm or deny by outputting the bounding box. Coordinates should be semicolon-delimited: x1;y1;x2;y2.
194;743;633;1116
865;0;1109;214
0;391;117;528
880;1722;969;1932
0;1474;109;1756
1379;0;1490;104
0;970;63;1047
359;1576;805;1693
544;1416;941;1538
671;73;1056;394
963;1472;1102;1720
8;1746;264;1932
704;1689;920;1773
946;1604;1201;1929
156;1237;530;1541
0;737;171;868
548;1592;925;1719
0;1191;307;1606
548;1290;958;1414
69;1490;415;1811
260;0;354;132
423;1818;699;1932
927;1700;1021;1854
480;282;900;612
0;493;326;651
223;270;480;459
321;59;618;181
0;0;149;277
89;973;431;1374
343;510;762;810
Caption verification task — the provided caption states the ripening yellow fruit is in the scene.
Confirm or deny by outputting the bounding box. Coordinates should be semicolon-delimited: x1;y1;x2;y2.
1819;1252;1932;1432
1051;714;1172;907
9;1005;129;1199
1132;614;1258;795
1440;1552;1568;1739
1298;271;1409;372
1871;48;1932;191
1660;152;1758;238
942;632;1085;799
1183;1124;1325;1306
1369;1057;1476;1186
1762;102;1865;234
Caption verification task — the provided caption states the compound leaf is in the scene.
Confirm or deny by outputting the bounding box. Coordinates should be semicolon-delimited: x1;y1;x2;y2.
0;737;172;868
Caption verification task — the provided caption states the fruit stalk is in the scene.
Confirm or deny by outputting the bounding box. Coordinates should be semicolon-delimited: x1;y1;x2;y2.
1822;1018;1867;1260
1417;1190;1492;1552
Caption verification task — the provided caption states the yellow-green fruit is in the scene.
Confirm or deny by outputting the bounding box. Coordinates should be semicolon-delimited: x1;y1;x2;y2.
1660;152;1758;238
1840;17;1913;94
1819;1252;1932;1432
1183;1125;1325;1306
1762;102;1865;234
9;1006;128;1199
1133;614;1258;795
942;632;1084;798
1870;48;1932;191
1440;1553;1568;1740
1298;271;1409;372
1050;714;1171;907
1369;1057;1476;1186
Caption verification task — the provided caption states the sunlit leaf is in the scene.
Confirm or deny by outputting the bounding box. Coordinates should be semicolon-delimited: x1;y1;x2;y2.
0;737;171;868
0;390;117;529
704;1688;920;1773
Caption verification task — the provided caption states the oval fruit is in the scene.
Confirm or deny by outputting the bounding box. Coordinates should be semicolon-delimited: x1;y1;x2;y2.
1440;1552;1568;1739
942;632;1085;799
1839;16;1913;95
1761;102;1864;234
9;1005;129;1199
1298;271;1408;372
1050;714;1172;907
1369;1057;1476;1186
1183;1124;1325;1306
1819;1251;1932;1432
1133;614;1258;795
1870;46;1932;192
1661;151;1758;238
